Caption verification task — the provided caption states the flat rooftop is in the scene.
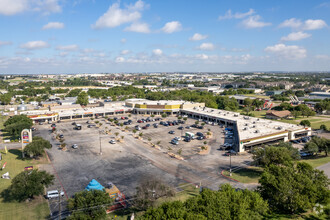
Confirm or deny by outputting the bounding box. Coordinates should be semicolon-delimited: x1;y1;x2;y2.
182;107;305;141
127;100;198;106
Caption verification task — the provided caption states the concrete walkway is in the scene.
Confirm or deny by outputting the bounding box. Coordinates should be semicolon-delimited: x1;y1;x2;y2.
317;162;330;178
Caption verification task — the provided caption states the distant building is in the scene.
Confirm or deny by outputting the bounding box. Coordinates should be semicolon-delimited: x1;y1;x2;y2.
266;110;292;120
309;92;330;98
265;91;283;96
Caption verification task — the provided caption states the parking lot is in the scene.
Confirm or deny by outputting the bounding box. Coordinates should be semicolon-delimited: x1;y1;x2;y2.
35;115;254;216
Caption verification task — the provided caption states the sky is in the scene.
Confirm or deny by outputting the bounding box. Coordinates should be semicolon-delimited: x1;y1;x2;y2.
0;0;330;74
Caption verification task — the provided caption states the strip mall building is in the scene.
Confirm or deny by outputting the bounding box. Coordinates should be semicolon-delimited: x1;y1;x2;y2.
21;99;311;153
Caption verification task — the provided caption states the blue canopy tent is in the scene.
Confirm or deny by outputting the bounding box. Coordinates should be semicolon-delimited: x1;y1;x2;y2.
85;179;105;191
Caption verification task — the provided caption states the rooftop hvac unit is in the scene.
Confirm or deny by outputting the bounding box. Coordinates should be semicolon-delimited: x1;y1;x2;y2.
245;123;249;126
234;114;239;117
252;125;256;128
243;127;249;130
252;121;256;124
255;130;260;133
277;126;283;130
244;116;250;120
257;118;260;121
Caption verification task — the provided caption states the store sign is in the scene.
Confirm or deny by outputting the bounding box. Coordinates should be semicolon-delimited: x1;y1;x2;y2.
21;129;32;150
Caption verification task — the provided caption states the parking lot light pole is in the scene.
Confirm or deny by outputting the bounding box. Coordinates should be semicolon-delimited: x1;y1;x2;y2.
98;130;103;156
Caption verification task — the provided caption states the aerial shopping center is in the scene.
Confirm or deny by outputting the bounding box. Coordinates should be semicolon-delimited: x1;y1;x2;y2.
20;99;311;153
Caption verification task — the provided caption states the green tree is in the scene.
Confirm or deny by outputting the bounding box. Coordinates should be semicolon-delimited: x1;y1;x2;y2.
258;162;330;214
4;115;33;137
67;189;113;220
243;98;253;107
320;124;328;131
304;142;318;155
141;184;268;220
6;170;54;202
252;143;299;167
308;136;329;156
0;93;12;105
23;136;52;158
300;120;311;127
291;110;302;119
76;91;89;106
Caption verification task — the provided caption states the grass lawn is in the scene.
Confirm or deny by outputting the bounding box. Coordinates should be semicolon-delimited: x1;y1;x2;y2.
223;167;263;184
301;154;330;168
244;94;271;99
0;149;50;220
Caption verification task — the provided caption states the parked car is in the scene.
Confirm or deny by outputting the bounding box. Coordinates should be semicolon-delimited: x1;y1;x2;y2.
72;144;78;149
59;134;64;139
72;122;76;125
178;126;184;130
174;136;181;141
184;137;191;142
185;126;191;129
196;132;204;137
169;130;175;134
46;190;64;199
171;139;179;145
109;140;116;144
197;136;204;140
225;150;238;156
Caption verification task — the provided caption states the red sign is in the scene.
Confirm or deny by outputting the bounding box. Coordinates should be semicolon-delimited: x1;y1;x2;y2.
24;166;33;171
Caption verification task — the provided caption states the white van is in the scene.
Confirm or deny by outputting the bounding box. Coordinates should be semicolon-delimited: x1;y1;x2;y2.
46;190;64;199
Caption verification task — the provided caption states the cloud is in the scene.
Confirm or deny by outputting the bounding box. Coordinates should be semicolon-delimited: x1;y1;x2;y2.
42;22;64;30
124;22;150;33
241;15;271;28
303;19;327;30
92;0;147;29
194;54;209;60
0;0;61;16
20;41;49;50
281;31;311;41
264;43;306;59
0;41;12;46
115;57;125;63
152;49;163;56
121;38;127;44
218;9;255;20
161;21;182;33
189;33;208;41
120;50;130;55
279;18;302;29
197;43;215;51
279;18;327;30
0;0;27;15
56;44;79;51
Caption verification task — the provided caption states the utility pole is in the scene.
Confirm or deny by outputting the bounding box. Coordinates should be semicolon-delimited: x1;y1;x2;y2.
58;187;61;220
229;153;232;176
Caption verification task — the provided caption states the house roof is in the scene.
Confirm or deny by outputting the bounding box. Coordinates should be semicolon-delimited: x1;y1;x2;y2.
266;110;291;118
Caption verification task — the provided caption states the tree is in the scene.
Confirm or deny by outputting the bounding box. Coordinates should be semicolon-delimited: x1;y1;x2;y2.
304;142;318;155
134;177;175;210
195;121;199;125
76;91;89;106
24;136;52;158
68;189;113;220
258;162;330;214
252;99;264;109
115;132;119;137
161;113;167;118
183;117;187;121
243;98;253;107
291;110;301;119
0;93;12;105
320;124;328;131
4;115;33;137
140;184;268;220
300;120;311;127
252;143;299;167
139;132;143;137
7;170;54;202
308;136;329;156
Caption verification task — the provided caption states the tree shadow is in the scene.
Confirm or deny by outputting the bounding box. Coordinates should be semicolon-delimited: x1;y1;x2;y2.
8;149;32;161
0;187;16;203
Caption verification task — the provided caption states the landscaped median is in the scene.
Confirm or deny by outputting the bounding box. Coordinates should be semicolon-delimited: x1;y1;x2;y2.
0;149;50;220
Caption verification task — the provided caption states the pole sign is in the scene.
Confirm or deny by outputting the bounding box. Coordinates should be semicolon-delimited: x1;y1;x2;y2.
21;128;32;150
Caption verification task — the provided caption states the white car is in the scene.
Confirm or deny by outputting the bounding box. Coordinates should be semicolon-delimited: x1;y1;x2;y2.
72;144;78;149
46;190;64;199
109;140;116;144
174;136;181;141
